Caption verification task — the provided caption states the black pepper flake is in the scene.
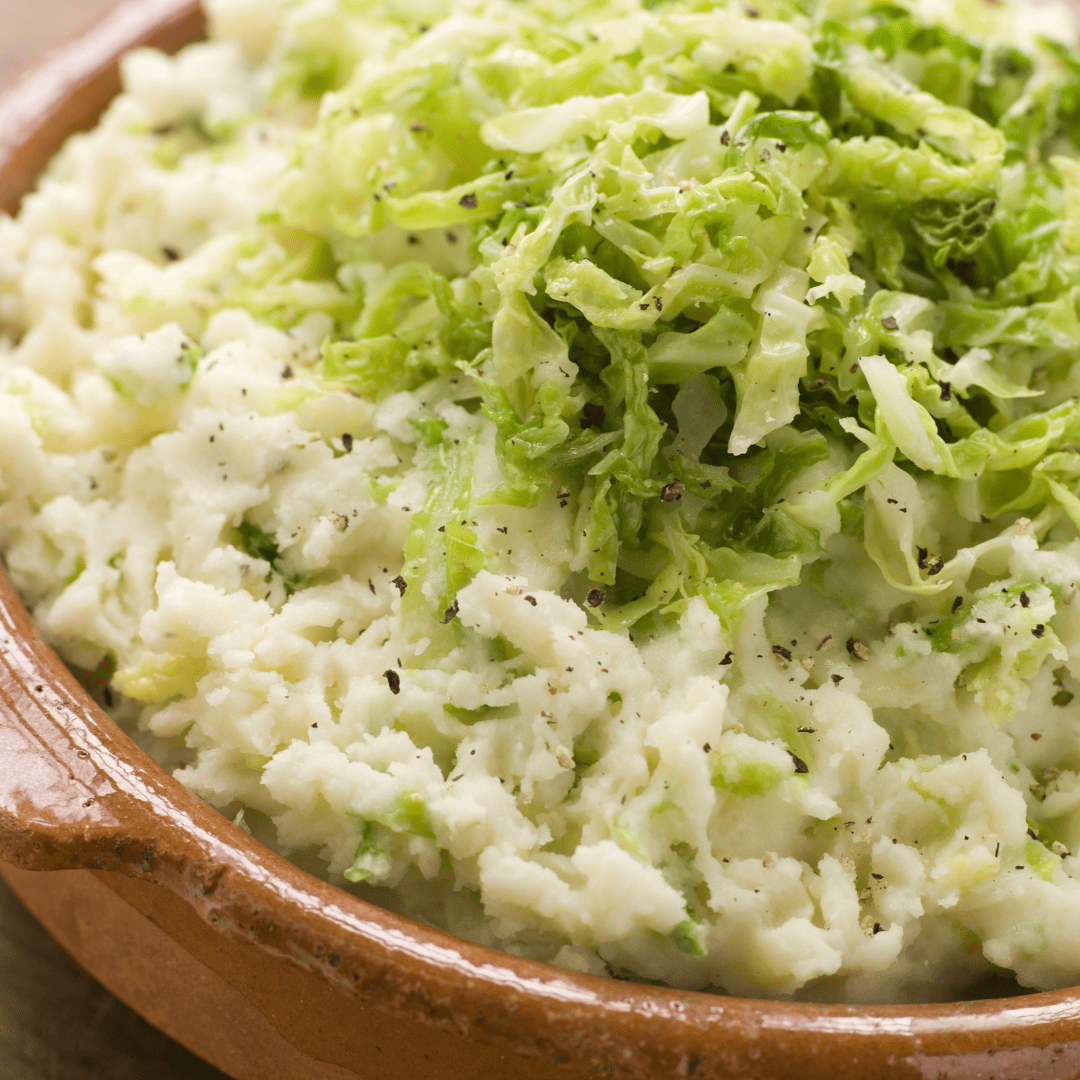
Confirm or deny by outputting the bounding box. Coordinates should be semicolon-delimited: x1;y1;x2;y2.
660;480;685;502
797;726;816;734
938;381;952;401
881;316;899;331
846;637;870;661
871;873;884;881
788;751;809;774
581;402;605;429
342;433;354;452
586;587;606;607
720;130;731;146
772;645;793;663
524;595;537;606
948;257;978;286
162;245;180;262
1020;591;1030;608
917;547;929;570
703;742;711;753
654;296;663;311
458;192;479;209
831;673;844;685
384;670;401;694
872;923;884;935
442;600;459;624
281;365;294;380
392;575;407;596
1033;624;1046;638
952;595;964;613
926;555;944;576
720;651;733;666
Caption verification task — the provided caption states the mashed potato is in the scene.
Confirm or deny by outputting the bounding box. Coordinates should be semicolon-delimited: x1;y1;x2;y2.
2;0;1080;1004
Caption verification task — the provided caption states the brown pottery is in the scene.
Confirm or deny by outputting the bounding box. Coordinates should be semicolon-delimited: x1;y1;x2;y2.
2;3;1080;1077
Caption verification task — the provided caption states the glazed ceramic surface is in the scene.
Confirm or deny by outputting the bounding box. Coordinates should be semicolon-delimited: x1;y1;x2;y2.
2;3;1080;1077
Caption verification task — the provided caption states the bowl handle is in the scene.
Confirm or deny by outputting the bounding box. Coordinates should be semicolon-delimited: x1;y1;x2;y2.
0;561;185;874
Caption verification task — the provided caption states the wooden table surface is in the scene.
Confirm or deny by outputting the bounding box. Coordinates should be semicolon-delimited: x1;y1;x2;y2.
0;3;228;1077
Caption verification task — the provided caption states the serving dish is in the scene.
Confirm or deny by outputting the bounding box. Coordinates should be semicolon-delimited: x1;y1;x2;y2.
2;3;1080;1077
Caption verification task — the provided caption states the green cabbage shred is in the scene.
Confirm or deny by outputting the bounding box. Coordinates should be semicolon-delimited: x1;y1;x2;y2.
270;0;1080;640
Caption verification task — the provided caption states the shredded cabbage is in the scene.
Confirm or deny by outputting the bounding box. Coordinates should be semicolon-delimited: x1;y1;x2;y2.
269;0;1080;642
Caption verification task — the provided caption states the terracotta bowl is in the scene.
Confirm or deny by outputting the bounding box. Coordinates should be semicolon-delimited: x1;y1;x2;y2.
2;4;1080;1077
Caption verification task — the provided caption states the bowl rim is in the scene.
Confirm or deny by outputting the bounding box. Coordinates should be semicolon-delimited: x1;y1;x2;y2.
1;3;1080;1077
